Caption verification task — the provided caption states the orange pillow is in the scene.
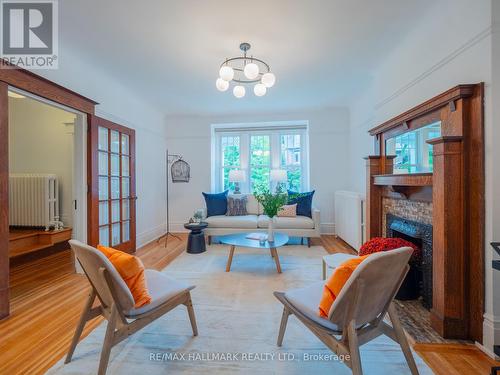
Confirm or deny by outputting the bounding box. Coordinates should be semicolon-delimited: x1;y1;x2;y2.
97;245;152;308
318;255;369;317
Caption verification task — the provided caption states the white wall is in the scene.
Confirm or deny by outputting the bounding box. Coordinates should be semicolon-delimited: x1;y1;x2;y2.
347;0;498;355
8;97;76;227
488;0;500;357
34;45;168;247
165;108;351;234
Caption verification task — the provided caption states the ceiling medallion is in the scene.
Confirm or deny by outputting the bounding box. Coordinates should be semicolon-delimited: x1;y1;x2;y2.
216;42;276;98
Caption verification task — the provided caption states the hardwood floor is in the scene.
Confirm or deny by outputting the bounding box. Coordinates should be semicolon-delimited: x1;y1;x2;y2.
0;234;187;375
0;234;497;375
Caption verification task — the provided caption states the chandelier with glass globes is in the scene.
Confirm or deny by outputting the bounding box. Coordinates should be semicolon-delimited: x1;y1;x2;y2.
216;42;276;98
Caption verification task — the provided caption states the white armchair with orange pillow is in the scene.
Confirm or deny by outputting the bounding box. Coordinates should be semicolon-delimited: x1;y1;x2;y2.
274;247;419;375
66;240;198;375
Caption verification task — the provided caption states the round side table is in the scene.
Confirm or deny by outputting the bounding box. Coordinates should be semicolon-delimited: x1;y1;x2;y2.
184;222;208;254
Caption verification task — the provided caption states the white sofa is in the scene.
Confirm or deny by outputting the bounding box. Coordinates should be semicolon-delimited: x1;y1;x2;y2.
204;194;320;246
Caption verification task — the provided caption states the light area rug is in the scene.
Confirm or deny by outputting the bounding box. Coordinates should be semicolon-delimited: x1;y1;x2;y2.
48;244;433;374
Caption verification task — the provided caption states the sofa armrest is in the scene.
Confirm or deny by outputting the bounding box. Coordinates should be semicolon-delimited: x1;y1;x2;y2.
312;208;320;230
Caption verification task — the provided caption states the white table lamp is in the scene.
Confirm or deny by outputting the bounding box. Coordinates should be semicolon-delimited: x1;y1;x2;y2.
270;169;288;192
229;169;246;194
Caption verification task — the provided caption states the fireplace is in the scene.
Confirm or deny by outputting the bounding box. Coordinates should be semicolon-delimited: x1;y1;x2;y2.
386;213;433;308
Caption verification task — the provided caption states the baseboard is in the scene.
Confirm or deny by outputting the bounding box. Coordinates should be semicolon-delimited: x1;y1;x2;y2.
320;222;335;235
481;313;500;359
169;222;190;233
137;223;167;248
476;342;500;361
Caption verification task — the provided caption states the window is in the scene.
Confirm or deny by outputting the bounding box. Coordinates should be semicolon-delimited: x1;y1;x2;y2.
213;124;309;193
220;135;240;191
250;135;271;191
280;134;301;191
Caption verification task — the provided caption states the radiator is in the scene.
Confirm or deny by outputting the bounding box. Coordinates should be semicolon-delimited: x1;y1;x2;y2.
9;174;63;230
334;191;365;250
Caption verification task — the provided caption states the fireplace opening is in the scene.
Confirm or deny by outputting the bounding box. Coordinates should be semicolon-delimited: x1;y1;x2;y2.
386;213;433;309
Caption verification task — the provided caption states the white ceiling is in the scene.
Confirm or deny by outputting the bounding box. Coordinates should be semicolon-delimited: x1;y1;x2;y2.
60;0;435;115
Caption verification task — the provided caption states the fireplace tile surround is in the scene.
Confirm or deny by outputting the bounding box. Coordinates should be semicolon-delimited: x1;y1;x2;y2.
382;197;432;237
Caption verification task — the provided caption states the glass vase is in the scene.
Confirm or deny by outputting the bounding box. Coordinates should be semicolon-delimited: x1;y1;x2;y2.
268;216;275;242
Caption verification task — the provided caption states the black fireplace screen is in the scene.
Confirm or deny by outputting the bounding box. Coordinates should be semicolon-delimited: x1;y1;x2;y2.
386;213;433;309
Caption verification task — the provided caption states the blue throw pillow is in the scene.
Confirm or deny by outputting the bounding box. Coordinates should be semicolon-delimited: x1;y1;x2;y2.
202;190;229;217
287;190;315;218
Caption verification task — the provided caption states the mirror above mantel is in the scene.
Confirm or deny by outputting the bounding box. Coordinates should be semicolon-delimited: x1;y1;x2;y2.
385;121;441;174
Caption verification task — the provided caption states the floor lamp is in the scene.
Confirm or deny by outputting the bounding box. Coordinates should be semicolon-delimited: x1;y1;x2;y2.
157;149;190;247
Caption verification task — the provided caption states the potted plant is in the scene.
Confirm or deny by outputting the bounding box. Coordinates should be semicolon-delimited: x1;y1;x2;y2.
253;186;288;242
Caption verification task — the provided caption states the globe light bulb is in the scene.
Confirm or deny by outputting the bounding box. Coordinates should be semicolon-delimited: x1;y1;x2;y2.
233;85;246;98
254;83;267;97
216;78;229;92
244;62;259;79
219;66;234;81
261;72;276;88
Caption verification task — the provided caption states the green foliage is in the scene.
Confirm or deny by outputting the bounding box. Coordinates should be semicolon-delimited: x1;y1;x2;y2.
253;185;288;218
286;169;301;191
223;145;239;166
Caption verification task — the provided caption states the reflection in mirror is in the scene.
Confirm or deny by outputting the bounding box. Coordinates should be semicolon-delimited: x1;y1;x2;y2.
386;121;441;174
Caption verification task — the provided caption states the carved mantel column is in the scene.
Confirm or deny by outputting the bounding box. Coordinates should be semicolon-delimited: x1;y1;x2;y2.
364;155;396;239
427;136;467;338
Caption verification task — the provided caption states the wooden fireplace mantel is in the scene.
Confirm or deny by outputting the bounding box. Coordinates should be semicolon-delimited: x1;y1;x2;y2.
372;173;433;187
365;84;485;343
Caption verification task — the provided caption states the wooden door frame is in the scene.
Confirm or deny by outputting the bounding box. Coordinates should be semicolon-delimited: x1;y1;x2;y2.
87;115;136;252
0;62;97;319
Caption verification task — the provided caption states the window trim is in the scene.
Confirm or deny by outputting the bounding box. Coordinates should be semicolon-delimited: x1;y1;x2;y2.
211;121;309;193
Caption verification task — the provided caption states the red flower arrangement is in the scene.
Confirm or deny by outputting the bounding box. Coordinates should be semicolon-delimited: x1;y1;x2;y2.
359;237;421;261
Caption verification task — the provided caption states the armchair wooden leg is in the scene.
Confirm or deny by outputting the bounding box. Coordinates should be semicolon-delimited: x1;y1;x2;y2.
98;305;118;375
388;304;419;375
347;320;363;375
207;235;212;245
307;237;311;247
277;307;291;346
65;289;96;364
185;294;198;336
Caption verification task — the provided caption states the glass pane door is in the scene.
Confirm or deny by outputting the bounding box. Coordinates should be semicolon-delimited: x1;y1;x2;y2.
98;127;132;247
90;115;135;253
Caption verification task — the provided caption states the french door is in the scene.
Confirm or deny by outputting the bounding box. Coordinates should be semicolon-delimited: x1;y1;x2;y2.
88;116;136;253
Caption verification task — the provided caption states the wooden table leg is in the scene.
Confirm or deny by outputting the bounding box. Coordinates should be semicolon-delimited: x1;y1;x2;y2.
270;248;274;257
271;247;282;273
226;245;235;272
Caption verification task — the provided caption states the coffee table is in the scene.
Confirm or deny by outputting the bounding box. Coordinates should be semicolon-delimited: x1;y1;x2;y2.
219;232;289;273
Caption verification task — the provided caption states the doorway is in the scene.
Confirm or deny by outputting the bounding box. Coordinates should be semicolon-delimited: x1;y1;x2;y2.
7;88;87;264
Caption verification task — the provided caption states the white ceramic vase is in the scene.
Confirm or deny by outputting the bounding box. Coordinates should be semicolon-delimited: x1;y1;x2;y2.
268;216;275;242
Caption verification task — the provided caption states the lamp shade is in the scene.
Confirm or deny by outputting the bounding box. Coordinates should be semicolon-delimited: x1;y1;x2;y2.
219;66;234;81
244;62;259;79
216;78;229;91
228;169;246;183
233;85;245;98
270;169;287;182
261;72;276;88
